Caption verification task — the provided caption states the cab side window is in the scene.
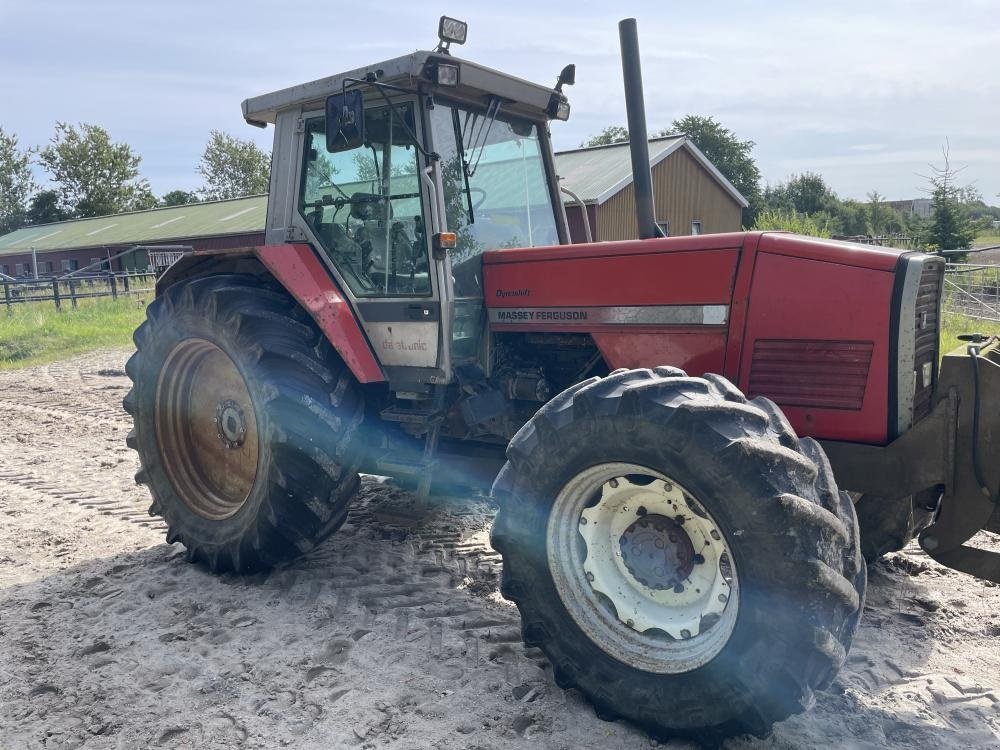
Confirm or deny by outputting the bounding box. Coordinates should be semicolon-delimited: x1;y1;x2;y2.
298;103;430;297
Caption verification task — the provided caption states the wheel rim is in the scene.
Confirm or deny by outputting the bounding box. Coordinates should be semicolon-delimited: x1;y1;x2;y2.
154;338;259;520
546;462;739;673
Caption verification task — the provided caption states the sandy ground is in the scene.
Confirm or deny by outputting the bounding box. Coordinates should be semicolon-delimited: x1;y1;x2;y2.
0;349;999;750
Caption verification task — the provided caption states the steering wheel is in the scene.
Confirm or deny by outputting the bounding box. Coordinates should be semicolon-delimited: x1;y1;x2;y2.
470;187;488;211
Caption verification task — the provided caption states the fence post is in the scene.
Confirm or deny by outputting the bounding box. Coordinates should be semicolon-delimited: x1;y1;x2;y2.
110;274;118;300
3;282;9;312
122;274;130;294
52;279;61;311
69;278;78;309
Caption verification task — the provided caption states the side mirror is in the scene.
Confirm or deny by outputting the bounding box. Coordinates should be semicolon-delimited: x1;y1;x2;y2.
325;91;365;152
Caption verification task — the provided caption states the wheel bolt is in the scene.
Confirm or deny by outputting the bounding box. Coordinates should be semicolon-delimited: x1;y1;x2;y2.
636;506;647;516
586;571;595;582
680;629;691;639
673;583;684;594
693;554;705;565
626;619;634;629
609;479;619;489
579;517;587;526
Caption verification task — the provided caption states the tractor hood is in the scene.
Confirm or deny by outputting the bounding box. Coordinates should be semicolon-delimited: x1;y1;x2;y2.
483;231;915;273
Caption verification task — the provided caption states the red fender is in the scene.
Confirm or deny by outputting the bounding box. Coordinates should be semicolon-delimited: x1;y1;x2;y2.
256;244;384;383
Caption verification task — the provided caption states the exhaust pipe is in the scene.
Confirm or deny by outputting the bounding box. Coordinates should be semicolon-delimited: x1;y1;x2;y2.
618;18;658;240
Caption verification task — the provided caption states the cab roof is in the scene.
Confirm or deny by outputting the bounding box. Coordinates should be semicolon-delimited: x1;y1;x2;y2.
241;51;563;126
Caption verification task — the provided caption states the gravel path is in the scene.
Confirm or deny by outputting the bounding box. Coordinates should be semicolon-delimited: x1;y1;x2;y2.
0;350;998;749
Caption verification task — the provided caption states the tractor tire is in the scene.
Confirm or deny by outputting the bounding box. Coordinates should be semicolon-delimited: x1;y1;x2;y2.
124;274;365;573
855;489;938;563
491;367;866;742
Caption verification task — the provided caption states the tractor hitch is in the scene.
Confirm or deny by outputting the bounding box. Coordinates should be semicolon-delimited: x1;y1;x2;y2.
823;338;1000;583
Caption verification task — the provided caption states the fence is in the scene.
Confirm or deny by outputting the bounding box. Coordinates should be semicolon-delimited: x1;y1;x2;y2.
2;272;157;312
943;264;1000;322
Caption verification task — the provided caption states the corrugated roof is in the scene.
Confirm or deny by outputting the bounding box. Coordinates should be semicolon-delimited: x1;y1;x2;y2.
0;137;747;256
0;195;267;257
555;135;749;208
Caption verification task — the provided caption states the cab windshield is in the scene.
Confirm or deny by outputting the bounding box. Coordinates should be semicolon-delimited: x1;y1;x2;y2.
428;102;559;265
298;102;430;297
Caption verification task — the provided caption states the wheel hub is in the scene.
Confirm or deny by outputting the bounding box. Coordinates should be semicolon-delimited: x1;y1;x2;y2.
548;463;740;673
619;514;695;590
155;338;259;520
216;399;248;448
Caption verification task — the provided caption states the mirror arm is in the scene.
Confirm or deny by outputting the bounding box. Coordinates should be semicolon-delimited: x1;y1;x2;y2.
341;76;439;164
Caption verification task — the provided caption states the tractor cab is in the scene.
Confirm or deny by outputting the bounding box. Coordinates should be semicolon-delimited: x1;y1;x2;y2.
242;19;573;392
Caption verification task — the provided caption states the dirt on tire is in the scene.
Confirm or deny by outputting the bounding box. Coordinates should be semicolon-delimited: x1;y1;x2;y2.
1;350;999;749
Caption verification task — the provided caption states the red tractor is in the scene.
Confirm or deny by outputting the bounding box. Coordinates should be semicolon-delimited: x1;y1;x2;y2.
124;17;1000;741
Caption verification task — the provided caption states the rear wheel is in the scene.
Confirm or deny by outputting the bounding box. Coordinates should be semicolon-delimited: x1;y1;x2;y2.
491;367;865;741
124;274;364;573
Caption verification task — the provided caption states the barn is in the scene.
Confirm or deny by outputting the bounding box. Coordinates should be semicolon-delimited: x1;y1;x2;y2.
0;138;746;276
0;196;267;278
557;135;749;242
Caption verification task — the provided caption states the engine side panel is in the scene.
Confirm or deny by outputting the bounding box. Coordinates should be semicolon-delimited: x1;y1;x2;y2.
736;250;894;443
484;240;741;377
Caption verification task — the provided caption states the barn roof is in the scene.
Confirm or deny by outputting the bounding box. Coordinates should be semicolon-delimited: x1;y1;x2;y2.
556;135;749;208
0;195;267;256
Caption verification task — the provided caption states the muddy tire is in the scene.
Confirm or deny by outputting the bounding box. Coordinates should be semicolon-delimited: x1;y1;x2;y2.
124;274;364;573
491;367;866;742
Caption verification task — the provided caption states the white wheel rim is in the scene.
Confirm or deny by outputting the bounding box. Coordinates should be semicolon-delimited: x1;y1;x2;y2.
546;462;740;673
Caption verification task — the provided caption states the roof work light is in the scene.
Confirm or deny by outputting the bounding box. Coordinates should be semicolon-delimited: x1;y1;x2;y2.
438;16;468;47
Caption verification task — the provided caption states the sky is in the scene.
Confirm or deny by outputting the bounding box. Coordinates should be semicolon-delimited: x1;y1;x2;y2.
1;0;997;204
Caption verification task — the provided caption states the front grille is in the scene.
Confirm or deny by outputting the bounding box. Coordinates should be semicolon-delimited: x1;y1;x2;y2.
913;260;944;422
748;339;875;410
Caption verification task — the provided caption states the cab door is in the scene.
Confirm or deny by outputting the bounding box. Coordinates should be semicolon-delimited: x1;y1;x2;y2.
292;99;448;387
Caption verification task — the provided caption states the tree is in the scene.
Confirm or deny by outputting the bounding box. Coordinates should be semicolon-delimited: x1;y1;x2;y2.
668;115;761;225
38;123;155;218
581;125;629;147
26;189;69;225
752;208;833;238
920;142;977;257
160;190;200;207
197;131;270;201
0;127;36;234
866;190;888;236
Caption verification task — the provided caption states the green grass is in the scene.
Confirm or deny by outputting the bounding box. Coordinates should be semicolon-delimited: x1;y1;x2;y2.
974;228;1000;247
0;296;147;370
940;310;1000;355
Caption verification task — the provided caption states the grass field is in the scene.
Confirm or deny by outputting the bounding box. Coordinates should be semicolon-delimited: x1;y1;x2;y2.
974;228;1000;247
0;297;148;370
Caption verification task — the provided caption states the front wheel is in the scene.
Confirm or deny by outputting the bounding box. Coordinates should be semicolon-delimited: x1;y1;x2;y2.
491;367;865;742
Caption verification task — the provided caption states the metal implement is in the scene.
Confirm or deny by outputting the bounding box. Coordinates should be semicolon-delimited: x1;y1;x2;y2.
822;338;1000;583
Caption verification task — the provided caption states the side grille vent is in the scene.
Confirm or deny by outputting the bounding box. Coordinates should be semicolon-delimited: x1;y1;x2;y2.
749;339;874;410
912;261;944;422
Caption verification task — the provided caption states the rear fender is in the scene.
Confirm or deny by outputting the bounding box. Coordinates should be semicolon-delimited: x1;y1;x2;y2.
157;245;385;384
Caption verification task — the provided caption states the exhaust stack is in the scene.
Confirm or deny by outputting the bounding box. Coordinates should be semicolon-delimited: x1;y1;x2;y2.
618;18;658;240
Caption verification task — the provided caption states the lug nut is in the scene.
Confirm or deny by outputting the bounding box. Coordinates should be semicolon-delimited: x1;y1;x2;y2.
636;506;647;516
